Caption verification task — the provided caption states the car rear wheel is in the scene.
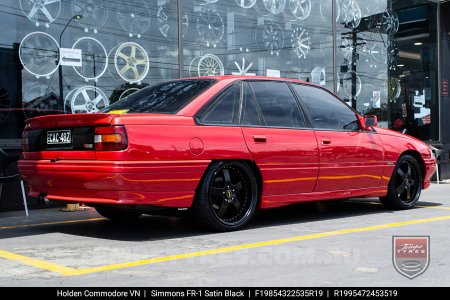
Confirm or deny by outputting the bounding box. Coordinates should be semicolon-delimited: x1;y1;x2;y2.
380;155;422;209
95;206;142;221
192;161;258;231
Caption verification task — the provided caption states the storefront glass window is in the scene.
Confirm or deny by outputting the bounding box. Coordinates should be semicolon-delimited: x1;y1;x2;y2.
0;0;441;143
182;0;334;90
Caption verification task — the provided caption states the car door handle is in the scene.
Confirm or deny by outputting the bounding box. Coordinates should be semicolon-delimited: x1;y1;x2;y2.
321;138;331;145
253;135;267;143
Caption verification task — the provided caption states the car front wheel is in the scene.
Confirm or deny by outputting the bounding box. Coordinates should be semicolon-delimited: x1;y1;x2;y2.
380;155;423;209
192;161;258;231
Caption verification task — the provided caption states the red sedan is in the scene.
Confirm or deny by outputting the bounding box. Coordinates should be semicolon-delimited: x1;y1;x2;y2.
19;76;436;231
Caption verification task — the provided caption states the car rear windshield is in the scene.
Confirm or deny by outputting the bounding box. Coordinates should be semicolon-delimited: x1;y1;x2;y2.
103;79;216;114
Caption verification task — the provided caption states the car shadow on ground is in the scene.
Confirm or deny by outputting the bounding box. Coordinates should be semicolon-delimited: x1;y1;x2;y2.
0;199;445;241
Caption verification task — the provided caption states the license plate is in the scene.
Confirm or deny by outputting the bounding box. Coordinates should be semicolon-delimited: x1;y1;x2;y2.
47;130;72;145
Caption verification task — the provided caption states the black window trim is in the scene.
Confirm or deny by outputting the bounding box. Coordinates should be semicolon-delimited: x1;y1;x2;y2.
290;82;364;133
195;81;243;127
241;79;312;130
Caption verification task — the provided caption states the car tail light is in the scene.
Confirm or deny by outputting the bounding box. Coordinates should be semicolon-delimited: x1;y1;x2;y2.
94;126;128;151
21;131;30;152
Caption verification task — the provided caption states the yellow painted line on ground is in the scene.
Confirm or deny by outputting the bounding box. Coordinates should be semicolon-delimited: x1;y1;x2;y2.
417;205;450;211
0;218;105;230
1;215;450;276
347;200;450;211
73;215;450;276
0;250;78;276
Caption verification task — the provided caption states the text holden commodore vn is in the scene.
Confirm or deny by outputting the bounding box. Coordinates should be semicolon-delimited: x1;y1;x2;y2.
19;76;436;231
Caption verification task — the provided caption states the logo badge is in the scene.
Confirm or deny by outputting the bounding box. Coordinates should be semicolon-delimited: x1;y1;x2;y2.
393;236;430;279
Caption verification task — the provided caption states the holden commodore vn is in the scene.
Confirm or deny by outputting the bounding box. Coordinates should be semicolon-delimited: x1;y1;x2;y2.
19;76;436;231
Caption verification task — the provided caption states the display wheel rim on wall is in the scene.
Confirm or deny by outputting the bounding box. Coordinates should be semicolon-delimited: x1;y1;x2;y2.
284;0;312;21
256;0;287;16
261;22;284;56
71;0;109;33
291;26;311;60
234;0;257;9
342;70;362;98
196;8;225;48
115;0;151;38
19;31;60;79
157;3;170;38
343;0;361;29
72;37;108;82
387;77;401;102
311;67;326;86
119;88;140;100
64;88;77;113
382;10;399;35
19;0;62;27
189;56;202;77
114;42;150;84
320;0;340;22
70;86;109;113
197;54;224;76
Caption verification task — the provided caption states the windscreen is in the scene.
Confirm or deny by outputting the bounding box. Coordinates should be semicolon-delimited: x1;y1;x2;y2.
103;79;216;114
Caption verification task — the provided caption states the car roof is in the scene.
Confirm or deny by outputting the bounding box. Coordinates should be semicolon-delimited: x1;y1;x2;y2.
180;75;321;87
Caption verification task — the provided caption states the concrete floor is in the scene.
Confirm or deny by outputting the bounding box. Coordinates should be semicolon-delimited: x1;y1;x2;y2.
1;184;450;286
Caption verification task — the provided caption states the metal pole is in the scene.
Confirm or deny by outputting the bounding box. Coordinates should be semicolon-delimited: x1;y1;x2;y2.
178;0;184;78
20;180;29;217
58;16;81;102
332;0;337;94
437;2;442;143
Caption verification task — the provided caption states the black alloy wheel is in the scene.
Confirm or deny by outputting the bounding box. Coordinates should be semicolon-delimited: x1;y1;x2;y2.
193;161;258;231
380;155;422;209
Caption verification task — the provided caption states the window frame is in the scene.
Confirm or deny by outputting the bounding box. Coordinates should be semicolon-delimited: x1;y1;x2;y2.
290;83;364;132
241;79;311;130
195;81;243;127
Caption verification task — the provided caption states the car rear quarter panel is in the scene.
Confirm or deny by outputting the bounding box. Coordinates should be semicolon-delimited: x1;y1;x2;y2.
20;118;253;207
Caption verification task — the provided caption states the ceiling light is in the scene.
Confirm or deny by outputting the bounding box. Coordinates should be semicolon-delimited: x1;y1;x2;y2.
414;42;423;46
397;64;405;67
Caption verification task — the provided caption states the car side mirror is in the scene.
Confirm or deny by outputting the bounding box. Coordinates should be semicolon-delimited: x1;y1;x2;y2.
364;115;378;129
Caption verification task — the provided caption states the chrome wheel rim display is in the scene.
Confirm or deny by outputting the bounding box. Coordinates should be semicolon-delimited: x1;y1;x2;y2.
115;0;151;38
71;0;109;33
19;31;60;78
262;22;284;56
196;9;224;48
234;0;257;8
19;0;61;27
285;0;311;21
197;54;224;76
70;86;109;113
291;26;311;59
342;71;362;98
72;37;108;82
114;42;149;83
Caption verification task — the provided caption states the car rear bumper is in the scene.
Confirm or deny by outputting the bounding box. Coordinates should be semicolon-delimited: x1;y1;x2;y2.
19;159;210;207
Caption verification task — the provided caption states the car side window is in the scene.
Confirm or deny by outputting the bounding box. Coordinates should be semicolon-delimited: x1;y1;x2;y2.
249;81;306;128
241;82;262;126
200;84;241;125
292;84;360;131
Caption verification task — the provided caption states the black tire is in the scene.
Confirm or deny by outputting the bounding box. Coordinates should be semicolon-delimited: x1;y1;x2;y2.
192;161;258;231
380;155;422;209
95;207;142;221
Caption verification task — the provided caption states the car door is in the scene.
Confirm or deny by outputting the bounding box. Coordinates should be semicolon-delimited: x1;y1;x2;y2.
291;83;385;192
240;81;319;198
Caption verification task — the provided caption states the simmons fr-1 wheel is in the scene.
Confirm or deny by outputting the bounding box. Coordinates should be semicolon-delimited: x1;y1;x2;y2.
380;155;422;209
95;207;142;221
193;161;258;231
